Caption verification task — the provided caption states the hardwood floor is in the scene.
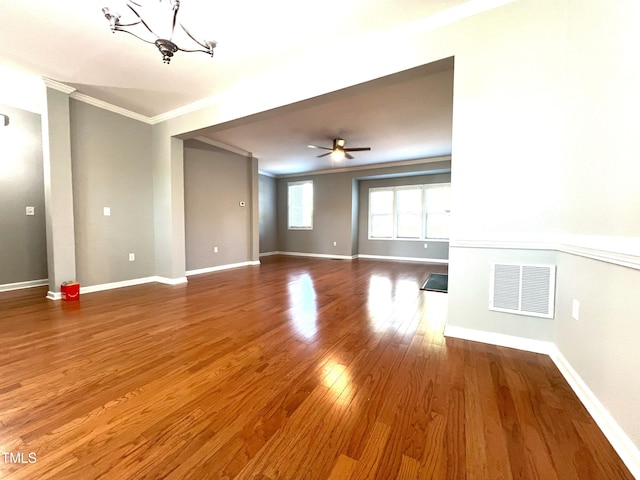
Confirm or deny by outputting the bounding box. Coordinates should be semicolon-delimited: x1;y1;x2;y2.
0;256;633;479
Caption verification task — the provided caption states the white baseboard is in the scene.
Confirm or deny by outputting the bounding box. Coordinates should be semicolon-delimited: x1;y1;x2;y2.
186;261;260;277
259;251;279;257
80;276;162;294
0;279;48;293
277;251;357;260
46;291;62;301
550;350;640;479
154;276;188;285
444;324;640;478
443;325;555;355
357;254;449;264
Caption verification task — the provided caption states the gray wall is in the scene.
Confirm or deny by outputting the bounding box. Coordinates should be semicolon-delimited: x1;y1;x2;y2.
0;104;47;285
184;142;252;270
277;172;355;257
358;173;450;260
276;160;451;259
259;174;278;253
70;100;155;286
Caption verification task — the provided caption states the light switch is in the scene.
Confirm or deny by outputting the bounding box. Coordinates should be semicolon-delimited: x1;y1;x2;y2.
26;206;35;216
104;207;111;216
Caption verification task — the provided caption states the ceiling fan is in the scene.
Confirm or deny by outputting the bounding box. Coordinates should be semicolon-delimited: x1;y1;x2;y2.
308;138;370;160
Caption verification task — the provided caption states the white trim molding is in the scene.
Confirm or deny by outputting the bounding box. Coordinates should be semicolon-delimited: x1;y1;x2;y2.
443;325;555;355
358;254;449;264
71;92;152;124
259;251;279;257
444;324;640;479
46;291;62;301
154;276;188;285
450;234;640;270
42;77;76;94
0;279;48;293
80;276;161;294
277;251;357;260
186;261;260;277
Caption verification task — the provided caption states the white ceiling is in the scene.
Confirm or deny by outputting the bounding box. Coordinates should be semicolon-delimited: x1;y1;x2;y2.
0;1;467;175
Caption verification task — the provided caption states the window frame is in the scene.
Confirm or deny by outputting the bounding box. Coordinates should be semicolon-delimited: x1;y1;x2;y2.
287;180;314;230
367;183;451;241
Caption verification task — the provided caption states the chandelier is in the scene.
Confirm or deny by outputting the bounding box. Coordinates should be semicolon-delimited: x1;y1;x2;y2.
102;1;216;64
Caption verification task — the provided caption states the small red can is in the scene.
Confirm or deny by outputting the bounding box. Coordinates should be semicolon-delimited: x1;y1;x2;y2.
61;282;80;301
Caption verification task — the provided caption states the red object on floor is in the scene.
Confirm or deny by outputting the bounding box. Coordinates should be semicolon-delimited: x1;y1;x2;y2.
61;282;80;301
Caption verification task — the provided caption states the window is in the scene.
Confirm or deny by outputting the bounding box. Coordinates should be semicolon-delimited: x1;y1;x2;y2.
288;180;313;229
368;183;450;240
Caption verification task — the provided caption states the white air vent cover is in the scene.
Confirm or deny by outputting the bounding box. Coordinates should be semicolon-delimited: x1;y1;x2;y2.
489;263;556;319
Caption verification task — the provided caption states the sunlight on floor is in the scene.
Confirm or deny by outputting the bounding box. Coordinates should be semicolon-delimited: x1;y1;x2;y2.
286;273;318;340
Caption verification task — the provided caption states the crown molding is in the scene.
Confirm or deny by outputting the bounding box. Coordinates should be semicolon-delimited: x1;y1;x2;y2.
70;92;153;124
192;136;252;157
275;156;452;178
42;77;76;95
149;94;222;124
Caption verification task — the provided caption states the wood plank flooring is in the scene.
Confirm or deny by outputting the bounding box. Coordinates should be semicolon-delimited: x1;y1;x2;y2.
0;256;634;479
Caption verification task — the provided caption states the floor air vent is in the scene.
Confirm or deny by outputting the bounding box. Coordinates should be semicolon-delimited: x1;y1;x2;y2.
489;263;556;319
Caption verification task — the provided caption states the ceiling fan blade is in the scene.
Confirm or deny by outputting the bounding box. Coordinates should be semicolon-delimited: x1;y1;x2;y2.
345;153;354;160
344;147;371;152
308;145;332;150
317;152;332;158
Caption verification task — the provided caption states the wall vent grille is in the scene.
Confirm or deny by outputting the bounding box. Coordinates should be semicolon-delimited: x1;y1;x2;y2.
489;263;556;319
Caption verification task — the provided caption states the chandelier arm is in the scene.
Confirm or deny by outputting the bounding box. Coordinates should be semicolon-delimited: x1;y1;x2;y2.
114;28;156;45
176;47;211;54
116;21;143;28
180;23;208;49
128;0;143;7
126;3;158;39
170;6;178;41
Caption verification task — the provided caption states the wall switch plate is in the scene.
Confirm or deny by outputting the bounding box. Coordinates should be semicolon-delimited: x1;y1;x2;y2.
26;206;35;216
572;299;580;320
104;207;111;216
239;201;246;207
129;253;135;262
214;246;218;253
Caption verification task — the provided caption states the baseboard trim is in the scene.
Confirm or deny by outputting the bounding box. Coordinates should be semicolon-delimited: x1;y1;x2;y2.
81;276;162;294
277;251;357;260
444;324;640;478
186;261;260;277
259;251;279;257
357;254;449;264
46;291;62;301
0;279;48;292
443;325;554;355
154;276;188;285
550;350;640;479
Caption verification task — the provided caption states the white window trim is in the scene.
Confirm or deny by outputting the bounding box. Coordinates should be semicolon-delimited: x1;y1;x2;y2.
368;183;451;241
288;180;314;230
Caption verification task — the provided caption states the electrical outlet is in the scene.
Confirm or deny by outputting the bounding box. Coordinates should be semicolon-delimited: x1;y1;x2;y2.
239;201;246;207
26;206;35;216
104;207;111;216
129;253;135;262
214;246;218;253
572;299;580;320
423;243;428;249
333;241;337;247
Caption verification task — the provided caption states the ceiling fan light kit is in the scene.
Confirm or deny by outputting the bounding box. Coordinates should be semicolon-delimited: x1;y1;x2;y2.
102;0;216;64
308;138;371;161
